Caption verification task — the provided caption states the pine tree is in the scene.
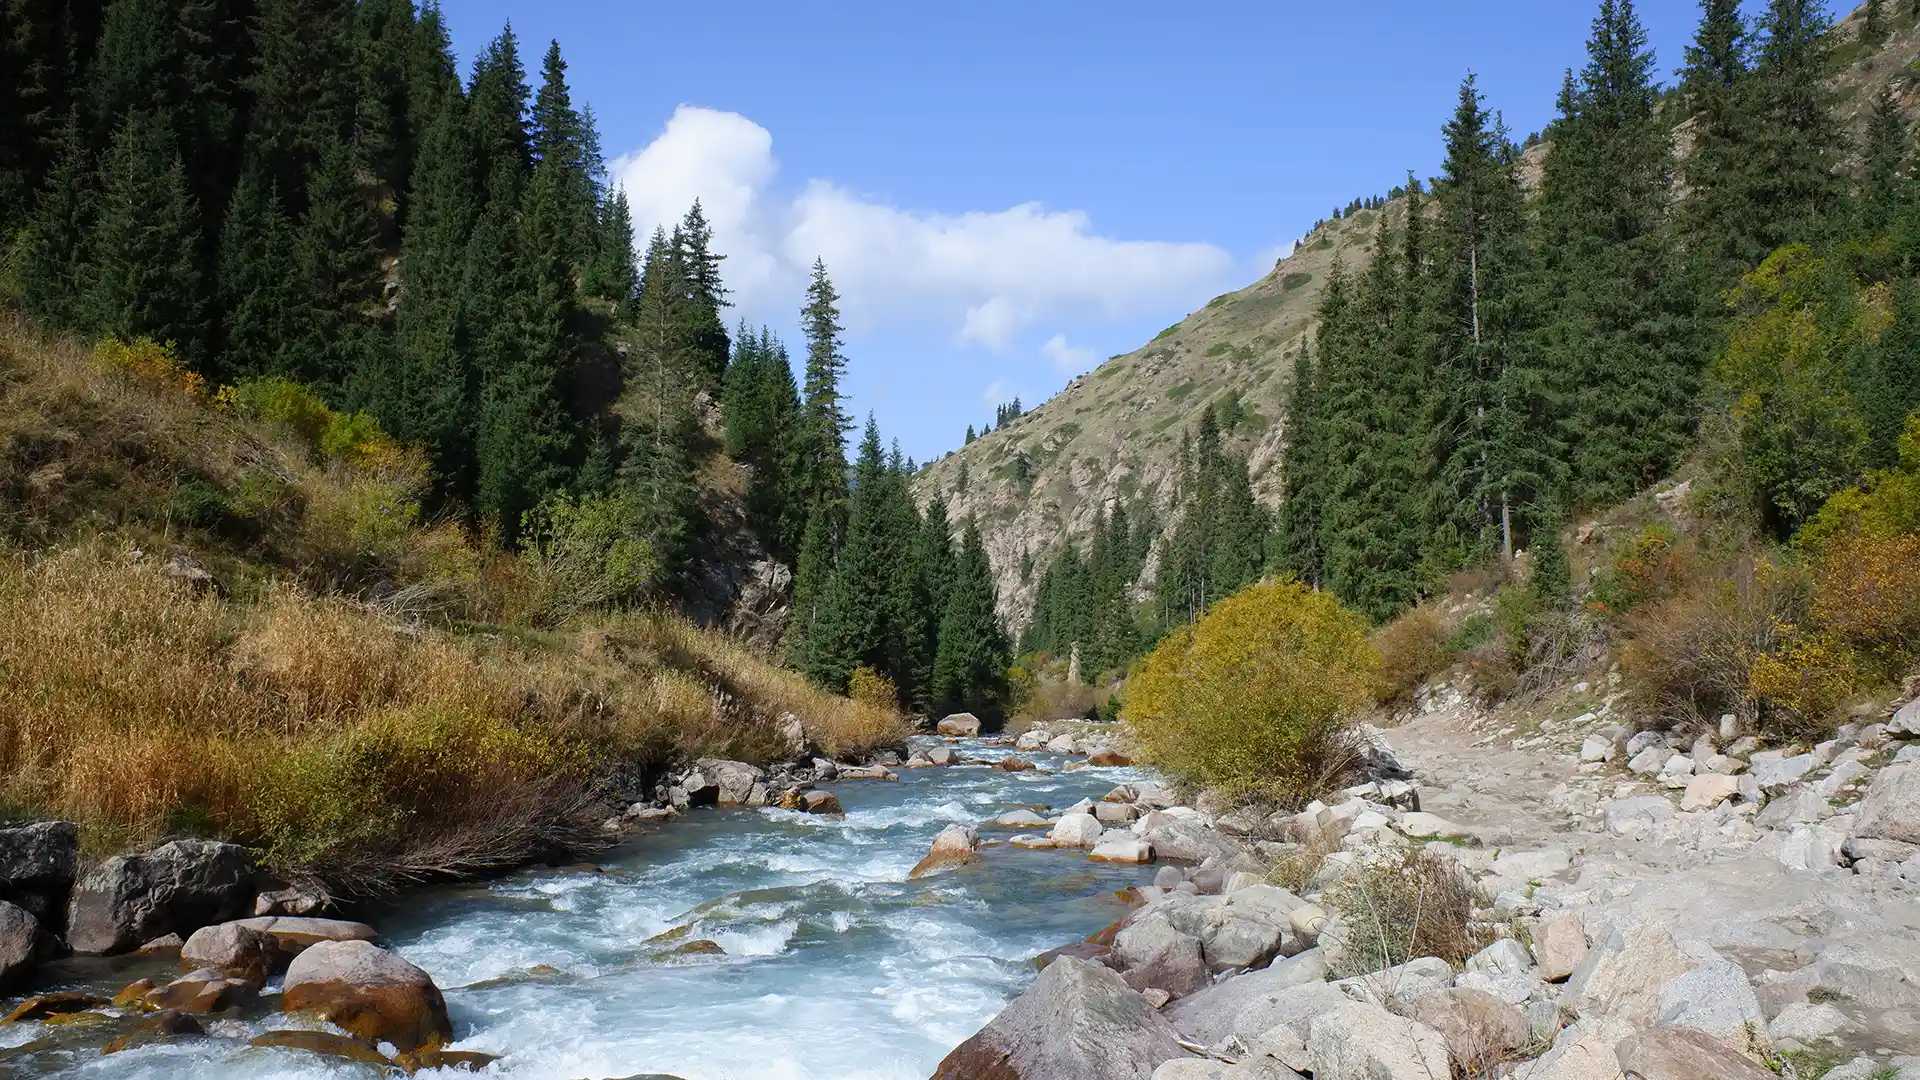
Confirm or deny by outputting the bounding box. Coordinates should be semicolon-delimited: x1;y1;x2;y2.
465;24;530;195
931;520;1010;715
246;0;357;212
677;200;731;389
794;259;852;526
217;172;302;379
617;227;699;567
15;118;93;327
0;0;99;232
292;138;380;392
1678;0;1756;290
352;0;419;216
1527;498;1572;610
788;499;838;673
915;495;959;695
1862;85;1907;233
529;39;596;272
1745;0;1842;253
81;110;206;355
583;188;638;306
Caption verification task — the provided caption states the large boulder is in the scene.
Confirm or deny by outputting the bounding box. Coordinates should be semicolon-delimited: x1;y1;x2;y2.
910;825;980;879
281;939;451;1053
0;900;47;988
1523;1016;1638;1080
691;759;766;806
1197;886;1308;972
1167;953;1338;1048
931;956;1190;1079
233;916;378;956
0;821;78;926
179;922;279;982
937;713;983;737
143;967;260;1012
1306;1000;1451;1080
1143;818;1238;864
1052;813;1106;849
66;840;255;954
1113;917;1210;996
1614;1027;1776;1080
1851;764;1920;847
1534;912;1589;983
1566;925;1764;1047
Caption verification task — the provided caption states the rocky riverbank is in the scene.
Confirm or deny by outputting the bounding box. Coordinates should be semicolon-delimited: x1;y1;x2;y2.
934;693;1920;1079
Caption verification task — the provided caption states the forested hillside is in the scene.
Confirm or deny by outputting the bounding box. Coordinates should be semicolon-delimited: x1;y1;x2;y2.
0;0;1012;717
925;0;1920;634
925;0;1920;674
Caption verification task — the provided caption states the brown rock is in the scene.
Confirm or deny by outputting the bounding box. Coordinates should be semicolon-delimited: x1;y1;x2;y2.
180;921;278;982
2;992;106;1023
669;939;725;957
145;967;259;1013
1089;750;1135;767
1030;941;1109;970
112;978;158;1009
1615;1027;1776;1080
101;1009;204;1055
1534;912;1588;983
249;1029;393;1067
281;939;451;1053
799;790;844;815
937;713;982;737
233;915;377;957
398;1047;500;1072
1404;987;1530;1074
136;933;184;956
995;756;1037;773
909;825;980;879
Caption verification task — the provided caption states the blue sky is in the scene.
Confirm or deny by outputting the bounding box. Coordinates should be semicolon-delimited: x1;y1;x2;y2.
444;1;1790;464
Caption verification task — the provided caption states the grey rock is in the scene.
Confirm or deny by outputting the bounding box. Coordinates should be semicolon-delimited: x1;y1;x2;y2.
1404;987;1530;1074
1749;750;1816;793
1535;912;1589;983
1468;938;1534;978
1755;787;1830;829
1114;915;1210;996
66;840;254;955
1332;955;1454;1006
1166;951;1333;1047
0;900;47;988
1851;764;1920;847
931;957;1188;1080
1306;1000;1452;1080
1767;1000;1848;1043
1604;796;1675;836
1580;735;1615;763
1891;695;1920;737
1613;1026;1775;1080
691;758;765;806
0;821;78;926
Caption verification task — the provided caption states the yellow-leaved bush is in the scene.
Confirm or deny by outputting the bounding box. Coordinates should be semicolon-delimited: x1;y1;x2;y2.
1124;578;1378;804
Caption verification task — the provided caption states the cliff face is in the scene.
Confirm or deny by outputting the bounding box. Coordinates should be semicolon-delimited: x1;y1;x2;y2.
915;0;1920;632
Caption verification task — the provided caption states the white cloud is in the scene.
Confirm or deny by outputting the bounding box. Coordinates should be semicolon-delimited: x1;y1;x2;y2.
1041;333;1097;376
982;378;1015;407
610;105;1237;352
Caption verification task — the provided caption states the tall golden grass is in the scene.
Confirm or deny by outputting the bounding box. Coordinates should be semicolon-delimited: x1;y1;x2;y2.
0;314;909;894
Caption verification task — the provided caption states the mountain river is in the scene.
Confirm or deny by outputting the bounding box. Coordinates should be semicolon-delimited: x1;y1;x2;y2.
0;736;1156;1080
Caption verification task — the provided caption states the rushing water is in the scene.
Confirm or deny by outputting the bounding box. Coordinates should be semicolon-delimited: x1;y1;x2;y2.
0;737;1154;1080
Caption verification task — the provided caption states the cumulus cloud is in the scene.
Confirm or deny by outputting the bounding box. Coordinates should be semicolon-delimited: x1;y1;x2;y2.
610;105;1236;355
1041;334;1098;376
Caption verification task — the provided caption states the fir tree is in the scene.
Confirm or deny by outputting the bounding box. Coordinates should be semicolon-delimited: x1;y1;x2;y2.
292;139;380;392
931;521;1010;715
1745;0;1842;255
1678;0;1756;291
81;110;206;356
217;172;302;379
583;188;638;306
617;227;699;568
1862;85;1907;233
246;0;357;212
15;118;93;327
677;200;731;389
794;259;852;525
465;23;530;194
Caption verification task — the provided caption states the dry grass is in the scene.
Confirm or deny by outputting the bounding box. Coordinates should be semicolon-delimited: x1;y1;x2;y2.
1322;847;1492;980
0;543;905;892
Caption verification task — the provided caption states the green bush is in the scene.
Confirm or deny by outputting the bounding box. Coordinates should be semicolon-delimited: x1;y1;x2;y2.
1124;578;1377;803
521;491;659;623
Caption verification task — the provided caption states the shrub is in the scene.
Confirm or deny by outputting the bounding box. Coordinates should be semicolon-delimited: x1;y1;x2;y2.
92;337;206;402
227;377;331;447
1445;613;1495;654
848;665;898;710
1124;578;1377;803
1322;847;1491;979
1808;532;1920;665
1372;606;1453;705
1587;523;1692;619
520;491;659;624
1798;414;1920;547
1748;634;1859;740
1619;557;1807;733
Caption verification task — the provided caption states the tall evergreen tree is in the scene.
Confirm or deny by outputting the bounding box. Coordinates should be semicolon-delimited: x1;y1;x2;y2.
617;227;699;567
931;520;1010;714
1745;0;1842;253
1862;85;1907;234
1678;0;1756;290
794;259;852;528
80;110;206;355
677;200;730;388
464;23;530;195
216;172;302;379
246;0;357;212
15;118;94;326
292;139;380;392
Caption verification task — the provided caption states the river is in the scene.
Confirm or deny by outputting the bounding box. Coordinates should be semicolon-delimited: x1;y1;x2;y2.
0;736;1155;1079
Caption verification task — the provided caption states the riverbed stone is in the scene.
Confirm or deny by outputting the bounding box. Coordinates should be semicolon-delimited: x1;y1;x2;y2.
1307;1000;1452;1080
1052;812;1106;849
1166;950;1333;1047
1404;987;1530;1074
798;790;843;815
1010;835;1056;850
1090;836;1154;864
930;956;1188;1079
0;821;78;927
996;755;1038;773
937;713;982;737
1089;749;1135;767
101;1009;204;1055
910;825;980;878
249;1029;394;1067
1681;773;1740;811
691;759;765;806
281;939;451;1053
993;809;1051;829
1851;764;1920;847
179;921;278;982
1144;818;1237;864
66;839;255;955
1614;1027;1776;1080
0;900;46;989
1114;917;1210;996
252;886;325;917
1535;912;1588;982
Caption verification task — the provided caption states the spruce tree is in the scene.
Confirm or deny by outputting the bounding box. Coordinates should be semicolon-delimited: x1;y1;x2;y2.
583;189;638;306
677;201;731;389
1745;0;1842;255
246;0;357;212
931;521;1010;715
1678;0;1756;290
81;110;206;356
465;24;531;194
15;118;93;327
794;259;852;529
617;227;699;568
1862;85;1907;234
529;39;597;272
292;139;380;392
217;173;302;379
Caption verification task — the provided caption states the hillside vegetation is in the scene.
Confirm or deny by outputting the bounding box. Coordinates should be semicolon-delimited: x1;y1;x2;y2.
919;0;1920;636
0;317;906;894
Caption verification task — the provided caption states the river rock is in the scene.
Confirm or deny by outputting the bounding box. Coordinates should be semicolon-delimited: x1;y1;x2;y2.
143;967;258;1013
1535;912;1588;982
797;790;843;815
1604;795;1675;836
1090;836;1154;864
1524;1016;1639;1080
931;956;1188;1079
926;746;957;766
1680;773;1740;811
1749;750;1817;793
1095;801;1141;826
910;825;980;878
101;1009;204;1055
1613;1027;1776;1080
1052;812;1106;849
0;900;48;989
996;755;1038;773
252;885;326;917
1144;818;1237;864
0;821;78;926
1114;917;1209;996
1089;749;1135;767
281;939;451;1053
66;839;255;955
1010;835;1056;850
1307;1000;1452;1080
1166;951;1334;1047
180;922;278;982
993;809;1051;828
1016;730;1049;751
230;915;376;958
1851;764;1920;847
837;763;898;781
1404;987;1530;1073
1047;734;1079;754
692;759;765;805
937;713;982;737
250;1029;394;1067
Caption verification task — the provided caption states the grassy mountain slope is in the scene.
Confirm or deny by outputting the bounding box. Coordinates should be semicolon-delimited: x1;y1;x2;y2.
918;0;1920;630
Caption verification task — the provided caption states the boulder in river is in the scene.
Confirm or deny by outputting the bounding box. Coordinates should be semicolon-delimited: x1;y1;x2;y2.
249;1029;394;1067
931;956;1189;1079
100;1009;204;1055
0;900;48;989
66;839;255;954
179;921;279;982
1089;749;1135;767
1089;836;1154;864
0;821;78;927
798;790;844;815
143;967;261;1012
996;755;1038;773
910;825;980;879
937;713;982;737
281;939;452;1053
1051;812;1105;849
691;759;766;806
992;809;1051;829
